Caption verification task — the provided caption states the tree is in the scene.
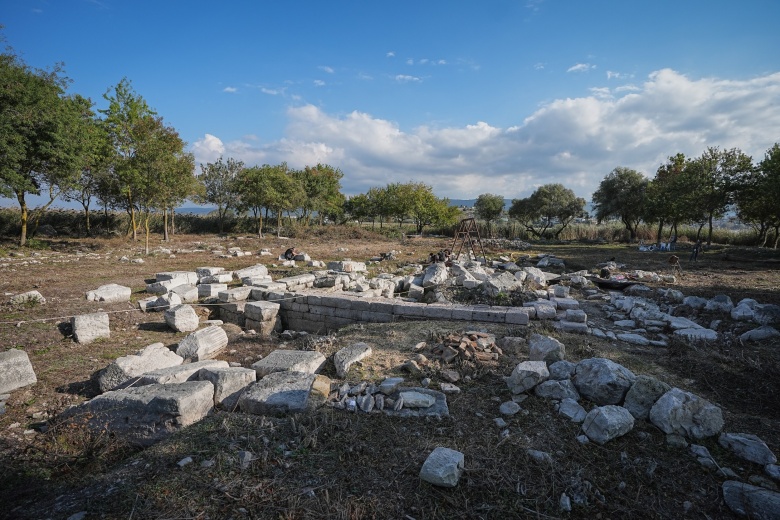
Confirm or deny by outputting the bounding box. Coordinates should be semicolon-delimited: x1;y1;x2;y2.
474;193;504;237
344;193;373;226
592;167;648;240
508;184;586;239
237;163;289;236
644;153;703;243
293;163;344;225
686;147;753;245
61;96;112;236
736;143;780;247
400;182;458;235
367;185;394;229
0;47;82;245
195;156;243;233
99;78;157;241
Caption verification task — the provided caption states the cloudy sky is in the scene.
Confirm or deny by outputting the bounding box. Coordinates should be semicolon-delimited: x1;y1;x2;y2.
3;0;780;205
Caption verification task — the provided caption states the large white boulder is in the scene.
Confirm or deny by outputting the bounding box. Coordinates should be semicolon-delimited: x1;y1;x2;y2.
649;388;724;439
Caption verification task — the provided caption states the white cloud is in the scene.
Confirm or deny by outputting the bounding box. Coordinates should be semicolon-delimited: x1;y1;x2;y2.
223;86;237;93
261;87;283;96
358;72;373;80
313;80;325;87
567;63;594;73
191;69;780;200
395;74;421;83
406;58;414;65
607;70;633;80
534;63;545;70
386;51;395;58
318;66;335;74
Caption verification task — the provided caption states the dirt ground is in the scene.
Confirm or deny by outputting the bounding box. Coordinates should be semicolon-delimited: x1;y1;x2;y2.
1;229;779;519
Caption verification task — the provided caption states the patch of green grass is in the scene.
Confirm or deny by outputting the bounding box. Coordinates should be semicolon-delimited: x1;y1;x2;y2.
23;238;50;251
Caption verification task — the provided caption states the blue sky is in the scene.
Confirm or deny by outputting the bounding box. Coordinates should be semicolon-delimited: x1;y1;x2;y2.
3;0;780;207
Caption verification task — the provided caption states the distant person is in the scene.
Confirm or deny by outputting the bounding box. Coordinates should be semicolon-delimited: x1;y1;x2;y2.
284;247;298;260
669;234;677;251
690;239;702;262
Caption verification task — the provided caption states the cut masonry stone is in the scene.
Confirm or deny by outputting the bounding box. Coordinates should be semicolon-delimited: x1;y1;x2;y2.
164;304;200;332
71;312;110;344
419;447;465;488
0;349;37;394
333;342;373;378
252;350;327;378
170;284;199;303
85;284;131;303
198;366;257;410
649;387;724;440
98;343;183;392
244;301;281;322
176;326;229;361
135;360;229;386
61;381;214;447
10;290;46;305
719;433;777;466
581;405;635;445
573;358;636;406
238;372;330;415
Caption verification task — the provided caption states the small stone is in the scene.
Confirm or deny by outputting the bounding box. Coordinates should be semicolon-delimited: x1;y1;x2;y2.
440;369;460;383
499;401;521;416
178;456;194;468
494;417;507;428
560;493;572;512
421;377;431;388
666;434;688;448
439;383;461;394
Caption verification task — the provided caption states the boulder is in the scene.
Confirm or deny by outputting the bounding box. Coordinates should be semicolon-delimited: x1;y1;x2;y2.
333;342;373;378
60;381;214;447
71;312;110;344
482;271;520;297
719;433;777;466
534;379;580;401
754;304;780;326
740;326;780;342
422;263;449;288
581;405;635;445
623;375;671;420
164;304;200;332
85;284;131;303
722;481;780;519
10;290;46;305
649;388;724;439
98;343;183;392
0;349;37;393
573;358;636;405
557;398;587;423
704;294;734;313
176;326;229;361
419;447;464;488
522;267;547;289
505;361;549;394
548;360;576;381
528;334;565;364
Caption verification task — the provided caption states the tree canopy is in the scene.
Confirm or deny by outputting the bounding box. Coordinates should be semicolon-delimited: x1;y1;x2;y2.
592;167;648;240
509;184;586;239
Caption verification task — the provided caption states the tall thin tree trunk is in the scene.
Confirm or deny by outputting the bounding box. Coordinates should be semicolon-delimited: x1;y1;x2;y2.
16;192;28;247
163;208;169;241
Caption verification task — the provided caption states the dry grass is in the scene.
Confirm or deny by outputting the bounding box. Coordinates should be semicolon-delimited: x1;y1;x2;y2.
1;230;779;519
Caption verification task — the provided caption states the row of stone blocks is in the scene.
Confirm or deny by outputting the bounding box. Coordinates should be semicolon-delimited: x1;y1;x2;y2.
223;288;532;333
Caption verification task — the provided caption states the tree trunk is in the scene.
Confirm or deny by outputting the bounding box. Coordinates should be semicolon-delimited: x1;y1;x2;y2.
707;214;714;246
163;208;169;242
144;214;150;255
171;208;176;236
656;219;665;245
16;192;28;247
82;202;91;237
774;226;780;249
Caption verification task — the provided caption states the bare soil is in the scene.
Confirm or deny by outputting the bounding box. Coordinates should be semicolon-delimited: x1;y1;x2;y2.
1;229;779;519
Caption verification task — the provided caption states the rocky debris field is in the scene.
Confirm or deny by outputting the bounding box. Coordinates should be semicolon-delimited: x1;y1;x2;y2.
0;231;779;519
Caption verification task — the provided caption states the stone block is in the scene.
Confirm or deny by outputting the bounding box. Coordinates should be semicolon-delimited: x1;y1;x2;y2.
137;359;229;386
238;371;321;414
198;283;228;299
156;271;198;285
170;284;199;303
394;302;426;317
423;305;453;320
61;381;214;447
245;316;283;336
420;447;464;488
334;342;372;378
195;266;224;278
451;306;473;321
98;343;183;392
471;306;508;323
218;286;253;303
244;301;281;322
198;366;256;410
505;308;530;325
176;326;229;361
85;283;131;303
0;349;37;393
252;350;326;378
71;312;110;344
234;264;269;280
164;304;200;332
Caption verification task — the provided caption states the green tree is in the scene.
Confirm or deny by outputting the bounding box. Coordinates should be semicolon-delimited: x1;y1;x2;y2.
99;78;157;241
61;96;113;236
293;163;344;225
0;47;82;245
237;163;289;236
509;184;586;239
592;167;648;240
686;147;753;245
474;193;505;237
400;182;458;234
367;185;394;229
644;154;703;243
344;193;373;226
736;143;780;247
195;156;243;233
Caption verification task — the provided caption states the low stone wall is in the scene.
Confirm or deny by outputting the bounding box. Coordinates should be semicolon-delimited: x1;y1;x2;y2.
236;288;531;334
